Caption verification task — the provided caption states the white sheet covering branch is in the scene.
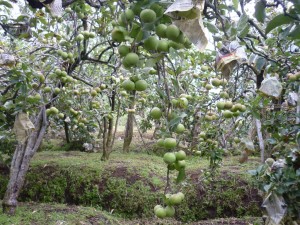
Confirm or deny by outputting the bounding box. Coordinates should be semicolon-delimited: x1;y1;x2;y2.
165;0;208;51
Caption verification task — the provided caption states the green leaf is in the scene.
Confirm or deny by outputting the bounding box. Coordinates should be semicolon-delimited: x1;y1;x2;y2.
176;66;182;75
0;0;13;8
254;0;266;23
288;25;300;39
248;170;258;176
252;110;261;119
237;13;249;33
169;116;181;128
171;78;179;91
204;21;219;34
15;15;30;22
239;23;250;38
255;57;266;71
145;54;163;67
266;14;294;34
176;168;186;183
38;17;47;25
233;0;239;10
266;138;277;145
279;25;294;39
228;26;237;39
263;183;272;192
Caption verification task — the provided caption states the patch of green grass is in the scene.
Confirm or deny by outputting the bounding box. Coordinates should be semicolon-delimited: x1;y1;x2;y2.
0;200;263;225
30;151;167;176
0;201;120;225
186;155;260;173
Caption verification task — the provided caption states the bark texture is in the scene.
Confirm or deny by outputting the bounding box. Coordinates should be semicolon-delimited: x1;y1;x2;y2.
123;91;135;153
123;112;134;153
101;116;114;161
2;107;47;215
101;89;117;161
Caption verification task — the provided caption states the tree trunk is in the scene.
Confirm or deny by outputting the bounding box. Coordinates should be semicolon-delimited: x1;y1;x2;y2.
123;112;134;153
101;116;114;161
111;100;120;147
64;119;70;143
123;91;136;153
101;117;108;161
2;107;47;215
101;88;117;161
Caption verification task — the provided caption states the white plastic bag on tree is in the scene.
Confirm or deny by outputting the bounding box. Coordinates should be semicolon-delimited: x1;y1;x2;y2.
287;91;298;106
259;77;283;98
216;41;247;79
0;54;16;67
13;113;35;144
165;0;208;51
262;193;287;225
47;0;62;17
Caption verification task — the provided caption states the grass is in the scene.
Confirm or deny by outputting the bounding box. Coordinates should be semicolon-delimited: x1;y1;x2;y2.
31;149;260;174
0;201;120;225
0;201;263;225
30;151;168;178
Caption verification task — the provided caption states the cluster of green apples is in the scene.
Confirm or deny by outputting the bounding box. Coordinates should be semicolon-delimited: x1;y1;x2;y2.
31;73;45;89
56;49;75;63
75;30;96;42
27;93;42;103
91;100;100;109
204;111;218;121
216;101;247;119
205;78;228;90
157;137;177;149
27;73;47;103
142;22;192;52
154;191;185;218
48;68;74;86
71;86;103;110
198;132;218;146
112;2;192;70
150;107;185;132
118;49;140;69
163;149;186;170
153;149;186;218
121;77;148;92
170;94;193;109
193;132;219;158
77;116;89;128
151;119;187;218
70;2;92;19
46;106;59;116
112;5;191;49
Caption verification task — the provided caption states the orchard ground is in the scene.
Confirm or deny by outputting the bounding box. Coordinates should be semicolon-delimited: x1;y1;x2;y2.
0;128;265;225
